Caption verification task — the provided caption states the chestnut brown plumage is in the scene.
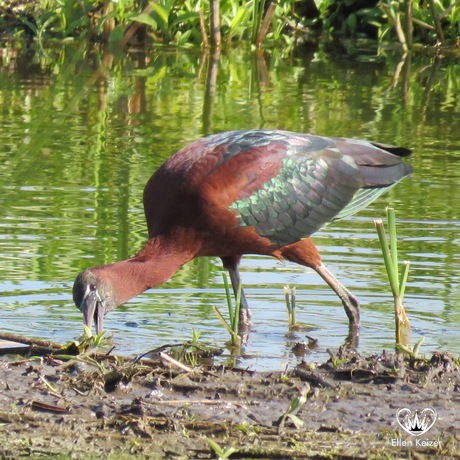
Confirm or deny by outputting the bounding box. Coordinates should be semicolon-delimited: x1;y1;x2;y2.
73;130;412;335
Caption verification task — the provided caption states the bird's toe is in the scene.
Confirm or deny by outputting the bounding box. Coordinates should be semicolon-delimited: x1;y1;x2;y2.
238;307;252;330
342;293;360;326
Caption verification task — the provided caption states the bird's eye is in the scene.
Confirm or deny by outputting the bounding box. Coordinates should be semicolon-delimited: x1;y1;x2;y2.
89;283;97;291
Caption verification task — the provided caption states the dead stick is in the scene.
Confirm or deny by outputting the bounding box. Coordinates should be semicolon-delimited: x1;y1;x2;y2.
427;0;445;45
159;352;193;373
122;4;153;46
198;8;209;48
145;399;251;407
0;332;61;349
209;0;221;48
255;2;276;48
405;0;413;50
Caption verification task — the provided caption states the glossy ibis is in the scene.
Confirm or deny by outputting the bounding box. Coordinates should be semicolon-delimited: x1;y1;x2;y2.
73;130;412;335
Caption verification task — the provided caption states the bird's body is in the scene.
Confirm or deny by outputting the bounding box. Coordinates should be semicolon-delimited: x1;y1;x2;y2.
73;130;412;335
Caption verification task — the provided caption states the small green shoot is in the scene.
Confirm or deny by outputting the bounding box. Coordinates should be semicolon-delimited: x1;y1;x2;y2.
206;438;237;460
223;272;241;335
82;324;92;338
213;273;242;348
191;327;201;347
235;421;259;435
80;324;107;347
396;336;425;359
284;285;296;327
60;326;109;355
374;207;412;348
284;285;312;332
82;325;108;348
181;328;202;367
277;384;309;432
327;349;349;367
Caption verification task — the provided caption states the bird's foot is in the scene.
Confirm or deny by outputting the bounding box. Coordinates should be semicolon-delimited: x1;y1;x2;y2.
340;292;360;349
341;292;360;327
238;307;252;333
236;308;252;346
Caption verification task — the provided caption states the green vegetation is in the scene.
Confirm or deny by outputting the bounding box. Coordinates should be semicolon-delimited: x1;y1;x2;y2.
213;273;242;348
171;327;224;367
315;0;460;48
284;285;296;328
276;384;309;431
377;0;460;50
1;0;300;48
1;0;459;49
397;336;425;359
206;438;237;460
374;207;412;348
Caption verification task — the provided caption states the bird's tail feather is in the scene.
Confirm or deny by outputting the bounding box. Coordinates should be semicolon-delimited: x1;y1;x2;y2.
333;181;403;222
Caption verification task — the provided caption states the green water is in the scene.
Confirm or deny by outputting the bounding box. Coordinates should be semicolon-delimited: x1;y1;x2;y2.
0;43;459;369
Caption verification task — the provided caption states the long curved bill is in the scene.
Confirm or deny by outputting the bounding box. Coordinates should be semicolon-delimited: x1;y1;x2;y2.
80;289;105;335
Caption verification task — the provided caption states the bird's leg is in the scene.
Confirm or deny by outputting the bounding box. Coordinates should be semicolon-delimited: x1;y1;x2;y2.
280;239;360;343
227;265;252;330
220;256;252;331
314;262;361;339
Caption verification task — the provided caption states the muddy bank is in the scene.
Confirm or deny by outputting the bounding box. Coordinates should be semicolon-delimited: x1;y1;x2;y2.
0;342;459;459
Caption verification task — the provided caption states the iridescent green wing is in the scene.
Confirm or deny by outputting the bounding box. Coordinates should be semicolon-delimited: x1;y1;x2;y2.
230;148;365;247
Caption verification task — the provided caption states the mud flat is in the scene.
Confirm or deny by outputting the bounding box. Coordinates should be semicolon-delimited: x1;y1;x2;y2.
0;339;459;459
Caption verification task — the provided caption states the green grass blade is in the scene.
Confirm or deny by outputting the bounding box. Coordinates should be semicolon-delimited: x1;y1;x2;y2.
399;260;410;300
83;324;93;338
222;273;234;327
291;287;296;325
213;306;234;336
387;207;399;280
374;219;399;296
213;306;241;347
251;0;260;43
232;281;242;334
284;285;292;324
412;336;424;357
206;438;224;457
375;210;412;349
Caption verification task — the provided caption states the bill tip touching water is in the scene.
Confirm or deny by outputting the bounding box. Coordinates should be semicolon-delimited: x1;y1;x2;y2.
73;129;413;338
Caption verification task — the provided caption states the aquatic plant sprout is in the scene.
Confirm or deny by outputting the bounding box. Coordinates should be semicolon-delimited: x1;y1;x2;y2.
212;273;242;348
374;207;411;348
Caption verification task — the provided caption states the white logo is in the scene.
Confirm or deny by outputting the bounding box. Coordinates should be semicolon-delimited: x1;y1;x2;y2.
396;408;437;436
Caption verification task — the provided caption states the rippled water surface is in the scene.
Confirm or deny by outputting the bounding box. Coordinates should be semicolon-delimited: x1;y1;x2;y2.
0;44;459;369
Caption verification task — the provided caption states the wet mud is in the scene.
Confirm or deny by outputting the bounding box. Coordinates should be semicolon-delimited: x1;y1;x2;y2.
0;339;459;459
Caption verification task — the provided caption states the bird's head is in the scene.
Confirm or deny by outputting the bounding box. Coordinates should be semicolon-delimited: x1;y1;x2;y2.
73;268;117;335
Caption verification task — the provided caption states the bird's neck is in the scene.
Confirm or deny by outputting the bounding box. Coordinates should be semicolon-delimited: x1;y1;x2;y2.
97;235;199;307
